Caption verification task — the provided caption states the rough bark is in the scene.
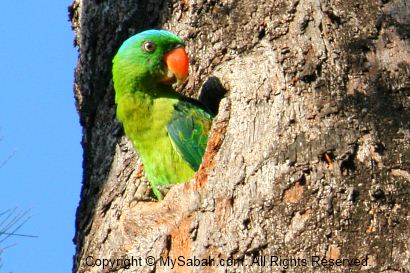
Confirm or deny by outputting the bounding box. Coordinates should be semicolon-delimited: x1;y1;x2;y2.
70;0;410;272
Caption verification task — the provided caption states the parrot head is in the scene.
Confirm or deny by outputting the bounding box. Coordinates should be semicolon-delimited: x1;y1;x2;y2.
113;29;189;94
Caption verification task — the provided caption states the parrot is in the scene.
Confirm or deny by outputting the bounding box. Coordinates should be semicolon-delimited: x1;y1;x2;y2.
112;29;213;200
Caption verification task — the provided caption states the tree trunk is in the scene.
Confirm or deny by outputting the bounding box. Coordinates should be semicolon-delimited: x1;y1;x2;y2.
70;0;410;272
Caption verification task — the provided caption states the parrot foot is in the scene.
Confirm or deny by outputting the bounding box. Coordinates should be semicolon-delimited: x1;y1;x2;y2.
130;195;157;205
155;184;174;200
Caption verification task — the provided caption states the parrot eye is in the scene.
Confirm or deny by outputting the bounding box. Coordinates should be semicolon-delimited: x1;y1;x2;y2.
142;41;156;53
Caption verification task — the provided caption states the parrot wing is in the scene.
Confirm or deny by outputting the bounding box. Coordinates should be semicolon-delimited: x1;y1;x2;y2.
166;99;213;171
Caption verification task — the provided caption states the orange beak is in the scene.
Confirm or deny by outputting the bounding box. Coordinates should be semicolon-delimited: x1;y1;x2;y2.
161;47;189;84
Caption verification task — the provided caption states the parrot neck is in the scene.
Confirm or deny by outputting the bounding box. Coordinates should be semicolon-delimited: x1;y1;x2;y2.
114;67;181;102
135;82;180;101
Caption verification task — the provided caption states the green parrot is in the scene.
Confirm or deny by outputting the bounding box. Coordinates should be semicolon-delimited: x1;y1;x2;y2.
112;29;213;200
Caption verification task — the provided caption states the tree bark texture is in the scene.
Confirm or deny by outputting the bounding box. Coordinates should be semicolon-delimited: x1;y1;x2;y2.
70;0;409;272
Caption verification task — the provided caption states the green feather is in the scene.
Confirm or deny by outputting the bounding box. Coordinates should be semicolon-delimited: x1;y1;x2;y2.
112;30;213;199
167;99;213;170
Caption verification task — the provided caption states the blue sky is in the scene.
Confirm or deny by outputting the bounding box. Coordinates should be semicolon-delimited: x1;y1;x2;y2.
0;1;81;272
